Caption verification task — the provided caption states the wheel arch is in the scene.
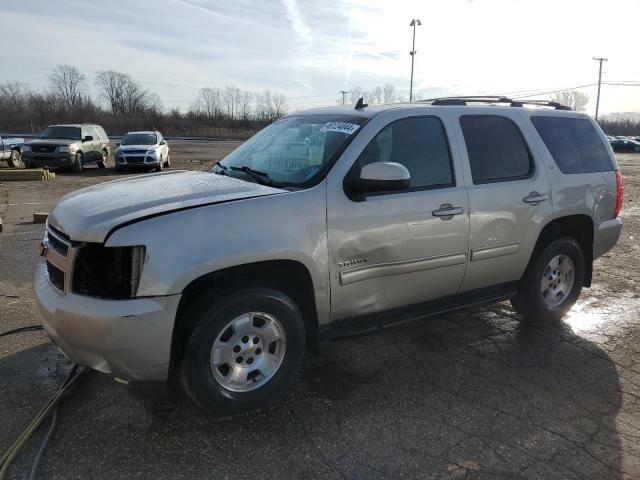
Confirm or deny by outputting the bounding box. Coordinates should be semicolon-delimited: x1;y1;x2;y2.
168;259;319;384
524;214;594;287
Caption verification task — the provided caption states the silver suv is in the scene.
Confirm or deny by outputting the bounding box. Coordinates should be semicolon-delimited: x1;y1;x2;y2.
35;98;623;414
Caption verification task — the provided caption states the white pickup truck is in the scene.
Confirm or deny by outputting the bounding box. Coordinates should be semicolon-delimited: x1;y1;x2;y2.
0;136;25;167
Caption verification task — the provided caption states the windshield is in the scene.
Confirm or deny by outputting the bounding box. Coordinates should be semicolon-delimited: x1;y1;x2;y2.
39;126;81;140
121;133;157;145
217;114;368;186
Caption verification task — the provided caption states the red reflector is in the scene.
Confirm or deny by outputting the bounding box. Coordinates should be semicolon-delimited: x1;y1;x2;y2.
614;170;624;218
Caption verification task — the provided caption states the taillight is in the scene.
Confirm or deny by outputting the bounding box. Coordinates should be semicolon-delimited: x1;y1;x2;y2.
614;170;624;218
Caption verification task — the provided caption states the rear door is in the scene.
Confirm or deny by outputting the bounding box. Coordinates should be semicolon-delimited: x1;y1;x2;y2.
454;111;552;292
327;111;470;320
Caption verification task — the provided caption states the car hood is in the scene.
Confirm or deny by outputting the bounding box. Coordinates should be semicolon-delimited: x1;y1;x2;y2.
27;139;75;146
48;171;286;243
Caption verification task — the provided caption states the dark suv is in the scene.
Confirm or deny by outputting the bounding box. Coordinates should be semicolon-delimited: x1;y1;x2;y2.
22;124;111;172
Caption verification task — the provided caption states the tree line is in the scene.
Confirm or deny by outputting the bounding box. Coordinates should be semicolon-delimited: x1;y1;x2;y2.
0;64;290;138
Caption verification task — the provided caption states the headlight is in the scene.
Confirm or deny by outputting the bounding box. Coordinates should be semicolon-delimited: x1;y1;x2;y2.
73;244;146;298
22;145;31;152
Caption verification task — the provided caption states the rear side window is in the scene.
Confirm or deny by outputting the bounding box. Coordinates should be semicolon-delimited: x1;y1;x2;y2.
357;116;454;190
530;116;614;174
460;115;533;184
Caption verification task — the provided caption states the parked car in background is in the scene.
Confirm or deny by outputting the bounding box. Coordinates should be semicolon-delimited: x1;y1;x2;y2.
610;137;640;152
115;131;170;172
0;136;25;167
36;99;622;415
21;124;111;172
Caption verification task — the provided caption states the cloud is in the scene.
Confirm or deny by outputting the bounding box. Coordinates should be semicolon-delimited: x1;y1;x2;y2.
280;0;313;52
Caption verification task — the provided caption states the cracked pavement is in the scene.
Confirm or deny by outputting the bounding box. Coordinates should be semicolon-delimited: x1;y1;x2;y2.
1;145;639;479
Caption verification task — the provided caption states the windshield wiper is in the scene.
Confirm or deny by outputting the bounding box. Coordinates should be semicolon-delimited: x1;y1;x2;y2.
229;165;279;187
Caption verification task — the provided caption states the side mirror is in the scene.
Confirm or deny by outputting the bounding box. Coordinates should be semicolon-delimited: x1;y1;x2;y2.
159;140;166;145
352;162;411;193
82;135;93;142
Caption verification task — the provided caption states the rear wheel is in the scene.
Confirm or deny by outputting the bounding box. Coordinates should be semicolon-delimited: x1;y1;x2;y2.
8;150;22;168
511;237;585;322
72;152;84;173
180;288;306;415
97;150;108;168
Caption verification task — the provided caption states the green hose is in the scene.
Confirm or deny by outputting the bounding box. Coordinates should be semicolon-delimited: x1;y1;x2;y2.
0;366;88;479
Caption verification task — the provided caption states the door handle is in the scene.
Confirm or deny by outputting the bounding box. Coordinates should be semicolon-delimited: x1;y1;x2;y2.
432;204;464;219
523;192;548;205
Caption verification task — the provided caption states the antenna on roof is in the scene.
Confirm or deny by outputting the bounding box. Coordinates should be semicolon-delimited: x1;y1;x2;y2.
354;97;368;110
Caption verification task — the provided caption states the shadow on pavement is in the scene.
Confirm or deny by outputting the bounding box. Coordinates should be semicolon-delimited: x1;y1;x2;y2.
0;303;625;479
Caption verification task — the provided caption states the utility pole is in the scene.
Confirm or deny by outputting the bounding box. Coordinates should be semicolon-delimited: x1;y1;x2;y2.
593;57;608;121
339;90;349;106
409;18;421;102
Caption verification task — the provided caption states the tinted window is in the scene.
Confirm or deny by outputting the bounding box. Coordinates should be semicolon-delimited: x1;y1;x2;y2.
531;116;614;174
357;116;454;189
460;115;532;184
122;133;157;145
39;126;81;140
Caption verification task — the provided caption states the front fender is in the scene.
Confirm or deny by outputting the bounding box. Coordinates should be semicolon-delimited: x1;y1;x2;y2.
106;183;330;324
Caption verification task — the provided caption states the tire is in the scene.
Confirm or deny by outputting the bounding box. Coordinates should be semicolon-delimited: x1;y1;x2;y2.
8;150;22;168
164;154;171;168
72;152;84;173
180;287;306;415
511;237;585;322
97;150;108;168
155;157;163;172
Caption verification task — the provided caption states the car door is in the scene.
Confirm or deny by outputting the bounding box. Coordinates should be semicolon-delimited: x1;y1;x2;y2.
454;111;552;292
326;112;470;320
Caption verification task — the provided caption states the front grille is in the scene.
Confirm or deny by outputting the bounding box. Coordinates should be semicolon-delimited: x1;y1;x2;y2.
73;244;135;299
32;145;57;153
46;261;65;291
46;231;69;256
125;156;146;164
124;150;148;154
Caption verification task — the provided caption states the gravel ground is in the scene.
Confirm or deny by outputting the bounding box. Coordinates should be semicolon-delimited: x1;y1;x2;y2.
0;143;639;479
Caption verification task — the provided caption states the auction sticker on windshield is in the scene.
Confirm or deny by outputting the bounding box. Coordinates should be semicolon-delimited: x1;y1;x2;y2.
321;122;361;135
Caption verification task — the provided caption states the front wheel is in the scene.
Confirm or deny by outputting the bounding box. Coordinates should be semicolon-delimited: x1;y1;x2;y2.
8;150;22;168
154;158;163;172
180;288;306;415
72;152;84;173
511;237;585;322
97;150;108;168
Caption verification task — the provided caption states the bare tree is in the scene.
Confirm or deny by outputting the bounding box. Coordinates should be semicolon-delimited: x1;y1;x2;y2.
256;90;273;120
272;92;287;118
550;90;589;112
195;87;223;118
49;64;85;110
382;83;396;104
95;70;150;115
239;90;252;119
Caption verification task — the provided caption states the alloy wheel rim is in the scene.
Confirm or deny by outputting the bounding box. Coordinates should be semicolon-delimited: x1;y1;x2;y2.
540;254;574;307
210;312;286;392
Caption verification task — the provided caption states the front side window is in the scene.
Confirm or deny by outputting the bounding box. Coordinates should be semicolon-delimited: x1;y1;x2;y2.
531;116;614;174
356;116;454;189
460;115;533;184
39;126;81;140
218;114;368;186
121;133;158;146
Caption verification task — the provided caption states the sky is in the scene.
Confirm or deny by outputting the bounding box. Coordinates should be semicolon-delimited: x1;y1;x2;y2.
1;0;640;116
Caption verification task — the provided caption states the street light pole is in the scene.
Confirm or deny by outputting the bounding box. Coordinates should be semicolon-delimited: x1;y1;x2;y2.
339;90;349;106
409;18;421;102
593;57;608;122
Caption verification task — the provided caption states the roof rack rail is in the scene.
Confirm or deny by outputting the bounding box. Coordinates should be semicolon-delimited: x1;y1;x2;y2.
422;96;571;111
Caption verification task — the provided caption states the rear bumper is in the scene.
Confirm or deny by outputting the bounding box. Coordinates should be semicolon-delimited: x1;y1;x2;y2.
594;217;622;259
23;152;74;166
35;262;181;382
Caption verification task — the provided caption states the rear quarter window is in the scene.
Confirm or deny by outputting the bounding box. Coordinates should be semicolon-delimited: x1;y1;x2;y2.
530;116;614;174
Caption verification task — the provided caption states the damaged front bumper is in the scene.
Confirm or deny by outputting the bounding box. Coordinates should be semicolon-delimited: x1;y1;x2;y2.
34;262;181;382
